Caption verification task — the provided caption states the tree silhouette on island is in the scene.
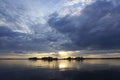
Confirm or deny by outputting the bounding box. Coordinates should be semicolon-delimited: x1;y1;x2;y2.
28;56;85;61
28;56;120;61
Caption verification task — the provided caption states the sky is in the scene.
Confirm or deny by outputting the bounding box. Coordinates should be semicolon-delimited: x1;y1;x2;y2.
0;0;120;58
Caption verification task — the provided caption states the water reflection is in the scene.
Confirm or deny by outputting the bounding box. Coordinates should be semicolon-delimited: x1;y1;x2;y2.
1;59;120;71
0;60;120;80
28;60;83;71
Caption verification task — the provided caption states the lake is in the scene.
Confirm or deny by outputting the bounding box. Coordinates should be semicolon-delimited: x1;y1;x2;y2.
0;59;120;80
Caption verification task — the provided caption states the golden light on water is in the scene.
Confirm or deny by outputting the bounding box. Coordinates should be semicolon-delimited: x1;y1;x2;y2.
59;63;67;69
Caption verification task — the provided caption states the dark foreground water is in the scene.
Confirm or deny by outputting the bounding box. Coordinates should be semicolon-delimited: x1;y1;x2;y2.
0;59;120;80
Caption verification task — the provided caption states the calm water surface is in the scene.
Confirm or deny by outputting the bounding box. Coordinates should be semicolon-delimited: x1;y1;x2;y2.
0;59;120;80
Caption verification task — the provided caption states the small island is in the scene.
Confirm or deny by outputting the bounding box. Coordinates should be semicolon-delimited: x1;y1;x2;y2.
28;57;120;61
28;56;85;61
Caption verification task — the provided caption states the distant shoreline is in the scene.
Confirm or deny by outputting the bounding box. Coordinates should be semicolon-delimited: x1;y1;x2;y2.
28;57;120;61
0;58;27;60
0;57;120;60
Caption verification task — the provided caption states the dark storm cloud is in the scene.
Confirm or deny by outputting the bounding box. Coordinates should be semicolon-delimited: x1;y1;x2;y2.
48;0;120;50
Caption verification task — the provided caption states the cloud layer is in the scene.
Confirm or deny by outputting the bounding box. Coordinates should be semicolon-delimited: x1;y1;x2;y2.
48;0;120;50
0;0;120;55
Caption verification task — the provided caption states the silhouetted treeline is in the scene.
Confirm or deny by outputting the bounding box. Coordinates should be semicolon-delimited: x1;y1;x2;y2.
28;57;58;61
65;57;84;61
29;56;120;61
28;56;84;61
28;57;38;60
41;57;58;61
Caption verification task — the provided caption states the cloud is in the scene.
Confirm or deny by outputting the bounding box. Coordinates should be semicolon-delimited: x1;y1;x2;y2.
0;24;69;52
0;0;120;55
64;0;93;6
0;26;15;37
0;0;73;53
48;0;120;50
0;0;33;34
